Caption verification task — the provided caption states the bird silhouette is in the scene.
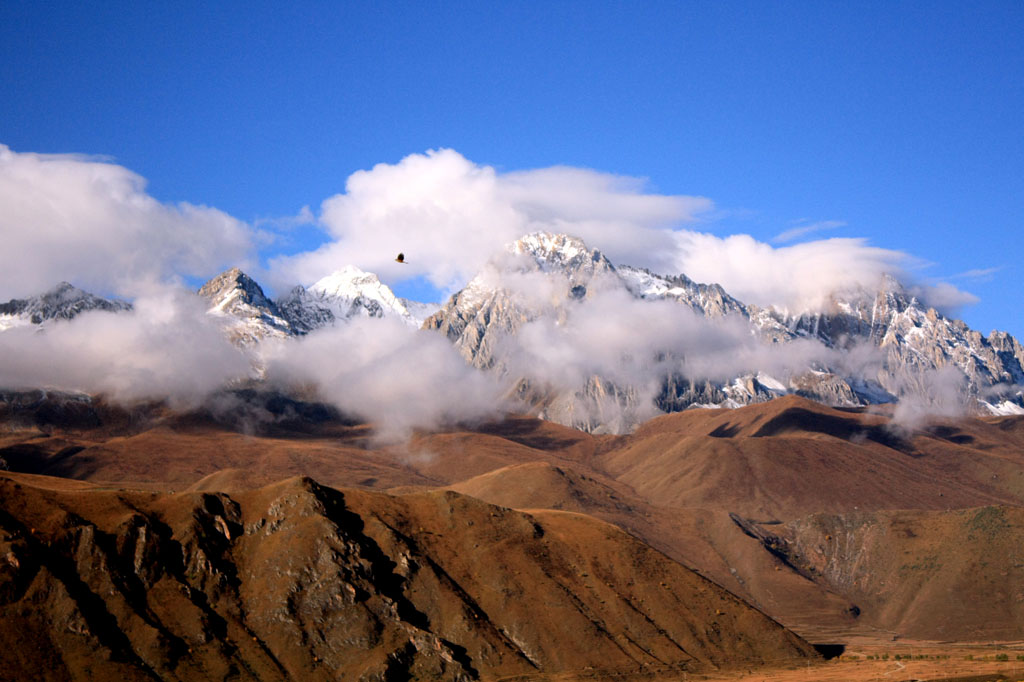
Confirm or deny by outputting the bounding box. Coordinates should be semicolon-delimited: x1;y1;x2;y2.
395;253;407;264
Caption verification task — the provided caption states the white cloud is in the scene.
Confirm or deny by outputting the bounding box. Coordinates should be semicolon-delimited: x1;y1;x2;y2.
269;149;712;295
268;149;976;318
0;288;250;406
888;365;970;434
673;232;928;313
508;284;834;386
259;316;510;442
0;144;255;299
907;282;980;312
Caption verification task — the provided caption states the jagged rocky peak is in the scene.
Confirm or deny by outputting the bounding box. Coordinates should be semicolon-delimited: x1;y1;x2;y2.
0;281;132;330
198;267;292;343
198;267;276;313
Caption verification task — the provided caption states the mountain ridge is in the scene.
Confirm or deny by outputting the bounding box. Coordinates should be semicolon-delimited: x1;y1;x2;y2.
0;281;132;331
3;231;1023;432
422;231;1024;429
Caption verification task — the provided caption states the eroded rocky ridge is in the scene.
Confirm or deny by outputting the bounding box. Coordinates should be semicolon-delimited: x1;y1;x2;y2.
0;474;815;681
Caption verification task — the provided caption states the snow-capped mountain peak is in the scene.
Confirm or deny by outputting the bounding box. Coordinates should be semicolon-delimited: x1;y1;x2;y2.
310;265;402;309
0;282;132;330
508;232;615;277
277;266;439;333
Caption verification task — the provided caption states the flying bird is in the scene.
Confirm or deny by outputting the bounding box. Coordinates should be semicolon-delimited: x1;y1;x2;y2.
395;253;407;264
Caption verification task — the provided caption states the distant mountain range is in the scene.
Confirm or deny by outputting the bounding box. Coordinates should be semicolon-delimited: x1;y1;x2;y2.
3;232;1023;431
197;266;439;345
423;232;1024;429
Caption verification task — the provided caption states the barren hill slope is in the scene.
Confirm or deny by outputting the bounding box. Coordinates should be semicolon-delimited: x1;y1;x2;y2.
3;391;1024;645
600;395;1024;517
737;505;1024;641
0;472;815;681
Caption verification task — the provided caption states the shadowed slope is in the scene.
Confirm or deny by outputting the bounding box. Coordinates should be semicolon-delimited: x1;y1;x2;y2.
600;396;1024;518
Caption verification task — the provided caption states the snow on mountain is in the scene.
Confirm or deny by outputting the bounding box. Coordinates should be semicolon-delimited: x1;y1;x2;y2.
618;266;750;319
425;231;1024;431
982;399;1024;416
277;265;438;333
198;268;293;345
0;282;131;331
197;265;441;344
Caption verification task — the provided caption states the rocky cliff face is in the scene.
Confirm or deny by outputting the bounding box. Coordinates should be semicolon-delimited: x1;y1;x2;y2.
198;267;293;345
0;474;816;681
735;506;1024;640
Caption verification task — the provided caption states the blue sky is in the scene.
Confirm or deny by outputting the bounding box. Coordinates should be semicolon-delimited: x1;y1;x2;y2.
2;1;1022;336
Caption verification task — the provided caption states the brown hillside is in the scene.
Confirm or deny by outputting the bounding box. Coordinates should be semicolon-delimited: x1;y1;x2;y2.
600;396;1024;517
446;461;866;641
740;505;1024;641
0;472;815;681
4;392;1024;646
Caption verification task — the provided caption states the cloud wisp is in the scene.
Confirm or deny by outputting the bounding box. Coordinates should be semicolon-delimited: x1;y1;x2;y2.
771;219;845;244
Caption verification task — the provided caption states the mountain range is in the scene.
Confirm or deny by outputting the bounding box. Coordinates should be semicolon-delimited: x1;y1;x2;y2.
4;243;1024;680
3;231;1023;433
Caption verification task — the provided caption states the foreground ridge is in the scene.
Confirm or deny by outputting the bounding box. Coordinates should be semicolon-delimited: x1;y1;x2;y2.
0;472;815;680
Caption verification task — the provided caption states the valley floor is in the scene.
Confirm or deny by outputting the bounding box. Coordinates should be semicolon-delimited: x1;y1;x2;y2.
497;642;1024;682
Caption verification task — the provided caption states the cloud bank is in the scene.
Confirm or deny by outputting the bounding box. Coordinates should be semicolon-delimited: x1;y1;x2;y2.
260;316;510;441
270;149;711;294
0;145;255;299
0;289;250;406
271;148;975;316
